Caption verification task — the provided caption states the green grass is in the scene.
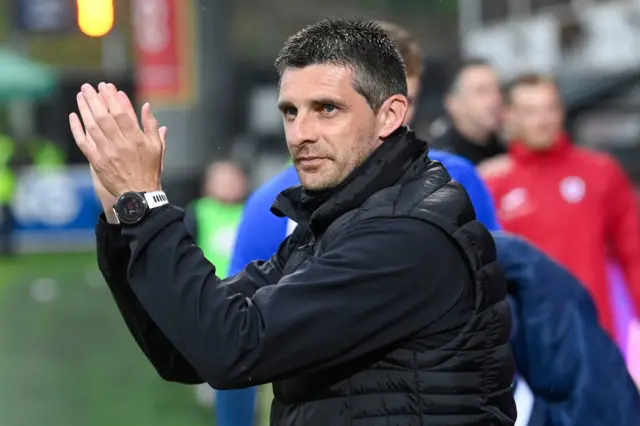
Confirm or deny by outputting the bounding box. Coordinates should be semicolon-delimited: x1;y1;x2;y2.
0;252;213;426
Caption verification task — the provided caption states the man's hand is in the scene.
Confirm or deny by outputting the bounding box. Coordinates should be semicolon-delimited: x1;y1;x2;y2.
69;82;167;201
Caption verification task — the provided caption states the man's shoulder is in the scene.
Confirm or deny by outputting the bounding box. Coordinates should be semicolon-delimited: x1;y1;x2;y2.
355;163;475;233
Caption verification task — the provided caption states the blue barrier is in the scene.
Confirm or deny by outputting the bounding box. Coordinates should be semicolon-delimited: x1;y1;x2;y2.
11;166;102;252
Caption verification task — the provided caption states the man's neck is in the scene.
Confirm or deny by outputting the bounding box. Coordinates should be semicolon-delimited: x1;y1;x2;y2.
452;119;491;146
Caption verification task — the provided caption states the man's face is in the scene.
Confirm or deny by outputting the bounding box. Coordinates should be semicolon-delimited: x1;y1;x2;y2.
278;64;406;190
404;75;421;125
447;65;502;133
507;83;564;150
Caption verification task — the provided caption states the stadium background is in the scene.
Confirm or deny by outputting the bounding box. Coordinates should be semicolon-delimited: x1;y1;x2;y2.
0;0;639;425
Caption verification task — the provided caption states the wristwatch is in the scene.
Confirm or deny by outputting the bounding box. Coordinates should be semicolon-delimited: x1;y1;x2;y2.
112;191;169;225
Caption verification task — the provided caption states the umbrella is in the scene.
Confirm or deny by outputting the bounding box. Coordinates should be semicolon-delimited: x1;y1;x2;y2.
0;47;58;103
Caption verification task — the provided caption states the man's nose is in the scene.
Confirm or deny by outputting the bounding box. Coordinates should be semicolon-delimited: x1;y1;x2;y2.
289;113;318;147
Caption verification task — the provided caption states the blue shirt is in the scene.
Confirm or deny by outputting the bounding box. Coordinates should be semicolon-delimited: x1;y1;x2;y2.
229;150;499;275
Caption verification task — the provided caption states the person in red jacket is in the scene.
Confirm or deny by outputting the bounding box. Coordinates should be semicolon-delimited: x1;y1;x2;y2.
480;73;640;337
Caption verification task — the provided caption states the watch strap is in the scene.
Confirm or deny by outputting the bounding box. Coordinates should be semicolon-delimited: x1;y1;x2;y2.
144;191;169;209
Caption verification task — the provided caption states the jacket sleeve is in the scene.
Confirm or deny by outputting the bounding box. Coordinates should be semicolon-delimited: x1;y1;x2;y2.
120;205;470;389
493;232;640;425
603;159;640;314
96;220;203;384
494;232;583;396
96;213;285;383
183;202;198;242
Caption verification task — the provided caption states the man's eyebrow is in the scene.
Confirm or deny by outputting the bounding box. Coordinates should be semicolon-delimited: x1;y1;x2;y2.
277;100;295;112
311;97;349;109
277;97;349;112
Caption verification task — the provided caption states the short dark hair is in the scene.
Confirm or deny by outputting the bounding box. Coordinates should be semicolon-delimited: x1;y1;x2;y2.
445;58;493;96
375;21;423;78
504;73;558;105
274;18;407;111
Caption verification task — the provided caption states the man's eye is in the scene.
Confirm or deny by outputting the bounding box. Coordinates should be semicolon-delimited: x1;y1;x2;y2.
322;104;337;114
283;107;297;118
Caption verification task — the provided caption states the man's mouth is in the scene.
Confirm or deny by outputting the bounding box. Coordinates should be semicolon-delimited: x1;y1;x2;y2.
296;157;328;168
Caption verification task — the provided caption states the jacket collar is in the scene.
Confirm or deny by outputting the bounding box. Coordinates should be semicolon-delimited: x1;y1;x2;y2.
509;132;573;164
271;127;429;235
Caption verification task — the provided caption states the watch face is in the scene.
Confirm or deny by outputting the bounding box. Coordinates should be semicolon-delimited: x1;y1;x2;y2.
115;192;147;225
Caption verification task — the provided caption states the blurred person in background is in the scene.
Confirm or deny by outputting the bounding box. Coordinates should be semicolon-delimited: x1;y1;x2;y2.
480;74;640;338
430;59;506;165
73;18;516;426
183;159;248;418
184;160;247;279
222;21;637;426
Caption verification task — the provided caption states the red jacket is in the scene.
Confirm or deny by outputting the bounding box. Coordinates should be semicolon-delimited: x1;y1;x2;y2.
482;133;640;336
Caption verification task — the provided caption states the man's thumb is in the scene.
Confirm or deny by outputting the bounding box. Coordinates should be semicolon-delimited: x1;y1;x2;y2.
159;126;167;145
159;126;167;173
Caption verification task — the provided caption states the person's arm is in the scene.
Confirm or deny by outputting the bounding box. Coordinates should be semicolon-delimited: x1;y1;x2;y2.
96;213;286;383
96;219;202;384
120;205;470;389
494;231;640;425
183;202;198;242
493;232;589;395
603;159;640;314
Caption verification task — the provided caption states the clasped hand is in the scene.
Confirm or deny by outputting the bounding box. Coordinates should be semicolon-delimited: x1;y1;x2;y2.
69;82;167;199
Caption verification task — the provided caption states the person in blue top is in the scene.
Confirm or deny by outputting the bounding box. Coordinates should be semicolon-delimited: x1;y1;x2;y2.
216;21;639;426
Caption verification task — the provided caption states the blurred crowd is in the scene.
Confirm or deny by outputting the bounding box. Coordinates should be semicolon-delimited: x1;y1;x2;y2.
0;0;639;425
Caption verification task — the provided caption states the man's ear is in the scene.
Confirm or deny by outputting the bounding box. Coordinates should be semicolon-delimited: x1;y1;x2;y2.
377;95;409;139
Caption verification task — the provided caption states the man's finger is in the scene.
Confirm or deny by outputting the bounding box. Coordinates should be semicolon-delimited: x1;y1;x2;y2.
159;126;167;146
159;126;167;172
69;112;99;163
81;83;122;139
92;92;109;147
116;90;140;125
141;103;162;148
100;83;141;139
97;90;108;108
77;92;108;148
82;89;117;150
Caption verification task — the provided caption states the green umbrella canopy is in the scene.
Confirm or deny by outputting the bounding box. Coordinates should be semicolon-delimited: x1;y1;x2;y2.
0;47;58;103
